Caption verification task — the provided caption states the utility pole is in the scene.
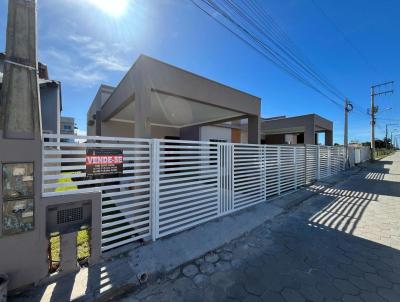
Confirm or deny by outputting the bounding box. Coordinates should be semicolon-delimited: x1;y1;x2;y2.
385;123;399;149
369;81;394;159
385;124;388;149
344;98;353;166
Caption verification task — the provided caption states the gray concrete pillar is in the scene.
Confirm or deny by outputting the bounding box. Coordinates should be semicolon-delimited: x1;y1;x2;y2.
248;115;260;144
95;110;102;136
0;0;41;139
325;130;333;146
134;83;151;138
304;124;315;145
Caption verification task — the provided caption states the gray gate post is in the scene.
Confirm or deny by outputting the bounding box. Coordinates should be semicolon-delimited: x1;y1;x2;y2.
316;146;321;180
150;139;160;241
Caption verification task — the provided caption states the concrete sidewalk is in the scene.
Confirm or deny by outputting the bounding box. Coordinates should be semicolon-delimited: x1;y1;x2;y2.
10;165;361;302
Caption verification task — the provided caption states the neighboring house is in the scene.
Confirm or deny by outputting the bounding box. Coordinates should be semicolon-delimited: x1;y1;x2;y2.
87;55;261;144
0;52;62;135
203;114;334;146
261;114;333;146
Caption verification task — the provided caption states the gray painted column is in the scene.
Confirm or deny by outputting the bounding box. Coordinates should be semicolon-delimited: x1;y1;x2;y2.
134;73;151;138
0;0;41;140
248;115;260;144
304;124;315;145
95;110;102;136
325;130;333;146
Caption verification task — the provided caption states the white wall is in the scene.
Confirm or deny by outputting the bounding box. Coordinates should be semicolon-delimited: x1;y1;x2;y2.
285;134;297;144
200;125;231;142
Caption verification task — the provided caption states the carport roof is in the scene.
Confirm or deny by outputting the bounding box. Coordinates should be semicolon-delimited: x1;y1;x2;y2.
99;55;261;128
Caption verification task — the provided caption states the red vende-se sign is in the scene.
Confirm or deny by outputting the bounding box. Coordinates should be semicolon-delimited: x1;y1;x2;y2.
86;155;123;165
86;149;123;176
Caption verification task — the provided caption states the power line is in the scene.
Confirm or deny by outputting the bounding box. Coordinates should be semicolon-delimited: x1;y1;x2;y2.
191;0;345;109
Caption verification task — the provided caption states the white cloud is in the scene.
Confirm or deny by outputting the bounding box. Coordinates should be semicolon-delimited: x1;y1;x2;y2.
68;34;130;72
41;33;132;87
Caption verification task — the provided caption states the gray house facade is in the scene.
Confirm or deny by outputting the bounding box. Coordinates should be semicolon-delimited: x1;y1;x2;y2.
87;55;261;143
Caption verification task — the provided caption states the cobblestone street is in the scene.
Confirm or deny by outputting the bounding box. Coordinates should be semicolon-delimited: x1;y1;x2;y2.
117;153;400;302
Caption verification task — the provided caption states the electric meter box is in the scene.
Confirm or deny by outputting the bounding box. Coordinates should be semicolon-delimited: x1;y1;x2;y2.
46;200;92;235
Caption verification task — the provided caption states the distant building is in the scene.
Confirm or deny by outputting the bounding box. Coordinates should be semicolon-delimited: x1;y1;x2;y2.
0;52;62;135
60;116;75;135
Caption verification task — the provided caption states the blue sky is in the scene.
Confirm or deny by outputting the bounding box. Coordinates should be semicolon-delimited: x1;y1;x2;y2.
0;0;399;144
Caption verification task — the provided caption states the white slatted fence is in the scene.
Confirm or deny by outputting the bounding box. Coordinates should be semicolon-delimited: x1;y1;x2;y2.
43;134;346;251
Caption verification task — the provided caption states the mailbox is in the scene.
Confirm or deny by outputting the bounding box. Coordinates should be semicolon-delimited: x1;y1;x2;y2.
2;163;35;235
46;200;92;235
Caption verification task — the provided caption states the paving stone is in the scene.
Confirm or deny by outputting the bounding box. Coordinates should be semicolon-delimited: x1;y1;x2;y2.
364;273;392;288
243;275;267;296
326;265;348;279
281;288;305;302
377;269;400;284
215;261;231;272
348;275;376;292
352;260;376;273
199;262;215;275
333;279;360;295
300;284;324;302
205;252;219;263
182;264;198;277
359;292;387;302
342;294;363;302
316;282;341;299
226;283;248;300
242;295;263;302
260;291;285;302
231;259;243;269
377;288;400;302
192;274;209;289
194;258;204;266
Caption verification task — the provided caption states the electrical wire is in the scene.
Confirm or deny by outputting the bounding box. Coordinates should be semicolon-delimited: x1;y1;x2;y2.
190;0;360;111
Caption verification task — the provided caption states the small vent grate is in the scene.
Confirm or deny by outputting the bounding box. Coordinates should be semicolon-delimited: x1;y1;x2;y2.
57;207;83;225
